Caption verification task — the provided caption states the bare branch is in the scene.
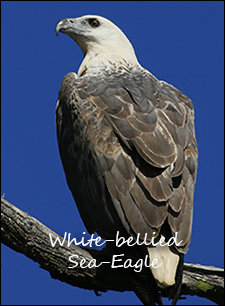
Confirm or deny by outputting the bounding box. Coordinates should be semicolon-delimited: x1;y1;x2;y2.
1;196;224;304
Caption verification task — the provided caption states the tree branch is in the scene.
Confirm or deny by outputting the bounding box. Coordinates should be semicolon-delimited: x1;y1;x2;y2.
1;196;224;305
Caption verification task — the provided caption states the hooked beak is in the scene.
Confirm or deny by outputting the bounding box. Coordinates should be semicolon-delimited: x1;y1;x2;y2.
55;18;83;37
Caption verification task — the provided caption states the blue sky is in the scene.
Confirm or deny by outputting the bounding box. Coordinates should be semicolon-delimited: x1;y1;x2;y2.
1;1;224;305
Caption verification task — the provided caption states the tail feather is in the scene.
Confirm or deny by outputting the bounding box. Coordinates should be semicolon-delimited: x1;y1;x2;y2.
109;242;162;305
107;242;183;305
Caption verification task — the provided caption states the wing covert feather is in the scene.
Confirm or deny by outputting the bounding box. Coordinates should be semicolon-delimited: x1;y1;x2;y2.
56;67;198;253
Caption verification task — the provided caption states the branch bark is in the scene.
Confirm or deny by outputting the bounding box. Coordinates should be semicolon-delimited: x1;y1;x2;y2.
1;196;224;305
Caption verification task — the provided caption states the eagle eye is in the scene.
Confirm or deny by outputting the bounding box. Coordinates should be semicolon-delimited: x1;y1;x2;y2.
88;18;100;28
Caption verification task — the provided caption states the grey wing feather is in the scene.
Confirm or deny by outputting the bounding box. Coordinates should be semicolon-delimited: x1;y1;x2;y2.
56;67;198;252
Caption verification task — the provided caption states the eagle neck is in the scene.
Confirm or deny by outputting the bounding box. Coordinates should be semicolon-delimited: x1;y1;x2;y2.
78;50;140;77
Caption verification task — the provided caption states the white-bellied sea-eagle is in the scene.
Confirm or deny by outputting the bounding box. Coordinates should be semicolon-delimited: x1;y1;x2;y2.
55;15;198;305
